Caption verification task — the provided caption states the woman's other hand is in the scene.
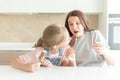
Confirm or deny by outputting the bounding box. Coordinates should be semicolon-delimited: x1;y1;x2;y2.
62;47;76;66
92;41;103;55
65;47;75;60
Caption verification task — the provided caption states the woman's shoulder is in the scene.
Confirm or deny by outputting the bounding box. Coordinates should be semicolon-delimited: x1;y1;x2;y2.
90;29;102;36
91;29;101;33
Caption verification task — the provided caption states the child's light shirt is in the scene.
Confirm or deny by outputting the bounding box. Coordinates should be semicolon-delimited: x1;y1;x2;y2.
19;47;44;64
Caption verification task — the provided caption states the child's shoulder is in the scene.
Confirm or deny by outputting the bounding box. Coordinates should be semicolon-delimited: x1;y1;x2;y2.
35;47;44;50
62;45;71;53
63;45;70;50
32;47;44;53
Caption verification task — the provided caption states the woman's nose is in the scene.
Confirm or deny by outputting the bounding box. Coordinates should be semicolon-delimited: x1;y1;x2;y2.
73;24;77;29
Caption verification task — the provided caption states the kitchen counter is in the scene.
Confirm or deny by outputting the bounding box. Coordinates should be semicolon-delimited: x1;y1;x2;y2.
0;42;35;51
0;65;120;80
0;43;35;65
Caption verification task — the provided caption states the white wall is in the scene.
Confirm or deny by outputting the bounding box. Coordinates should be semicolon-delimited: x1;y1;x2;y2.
98;0;108;40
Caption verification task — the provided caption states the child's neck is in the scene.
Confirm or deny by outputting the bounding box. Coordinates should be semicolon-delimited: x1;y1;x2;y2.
49;48;59;54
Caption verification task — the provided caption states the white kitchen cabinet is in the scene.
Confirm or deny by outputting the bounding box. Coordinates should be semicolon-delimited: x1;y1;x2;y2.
26;0;75;13
0;0;103;13
0;51;29;65
0;0;75;13
108;0;120;13
0;42;35;65
75;0;103;14
0;0;27;13
26;0;103;13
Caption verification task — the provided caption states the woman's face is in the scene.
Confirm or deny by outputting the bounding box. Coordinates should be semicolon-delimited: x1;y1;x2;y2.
68;16;84;38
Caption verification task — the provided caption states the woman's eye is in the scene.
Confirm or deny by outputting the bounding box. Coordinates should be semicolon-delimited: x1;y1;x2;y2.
76;22;80;25
69;24;73;26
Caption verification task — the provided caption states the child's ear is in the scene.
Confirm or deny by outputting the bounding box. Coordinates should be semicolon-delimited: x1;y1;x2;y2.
53;44;60;49
53;45;57;49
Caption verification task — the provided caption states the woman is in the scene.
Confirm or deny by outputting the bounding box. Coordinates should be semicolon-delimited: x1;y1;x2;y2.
65;10;114;66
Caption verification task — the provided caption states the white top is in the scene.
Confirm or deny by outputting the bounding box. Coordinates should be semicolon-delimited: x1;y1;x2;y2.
0;66;120;80
74;30;109;66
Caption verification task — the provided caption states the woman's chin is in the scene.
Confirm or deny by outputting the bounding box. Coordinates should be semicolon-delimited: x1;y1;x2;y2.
74;34;80;38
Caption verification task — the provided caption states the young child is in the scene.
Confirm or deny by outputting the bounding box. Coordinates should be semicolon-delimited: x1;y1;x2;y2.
11;24;76;72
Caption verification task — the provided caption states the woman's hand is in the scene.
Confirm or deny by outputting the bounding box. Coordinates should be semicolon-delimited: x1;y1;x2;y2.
62;47;76;66
65;47;75;60
92;41;104;55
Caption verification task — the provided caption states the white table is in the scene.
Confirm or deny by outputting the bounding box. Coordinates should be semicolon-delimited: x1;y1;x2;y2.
0;66;120;80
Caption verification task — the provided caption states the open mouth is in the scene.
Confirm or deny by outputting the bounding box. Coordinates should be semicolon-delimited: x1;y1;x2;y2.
74;31;78;34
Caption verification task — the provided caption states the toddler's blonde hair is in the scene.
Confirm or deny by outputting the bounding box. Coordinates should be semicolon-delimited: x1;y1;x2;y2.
36;24;68;48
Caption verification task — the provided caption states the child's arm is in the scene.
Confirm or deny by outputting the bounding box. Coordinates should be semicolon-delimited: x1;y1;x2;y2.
61;47;76;66
11;57;40;72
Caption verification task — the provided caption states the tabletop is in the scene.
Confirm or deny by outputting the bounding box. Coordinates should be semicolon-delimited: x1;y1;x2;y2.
0;65;120;80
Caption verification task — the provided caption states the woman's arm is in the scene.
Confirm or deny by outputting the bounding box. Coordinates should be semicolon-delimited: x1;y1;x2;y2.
101;49;114;65
69;36;76;47
11;57;40;72
92;42;114;65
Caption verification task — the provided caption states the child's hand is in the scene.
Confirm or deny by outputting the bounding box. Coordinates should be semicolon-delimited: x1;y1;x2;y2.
39;50;53;67
24;62;41;72
40;59;53;67
39;50;47;60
